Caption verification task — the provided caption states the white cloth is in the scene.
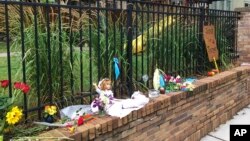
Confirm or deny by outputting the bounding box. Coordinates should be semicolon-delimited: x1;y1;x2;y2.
60;105;92;120
106;91;149;118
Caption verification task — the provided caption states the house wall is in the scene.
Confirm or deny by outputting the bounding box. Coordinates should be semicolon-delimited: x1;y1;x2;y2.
236;7;250;64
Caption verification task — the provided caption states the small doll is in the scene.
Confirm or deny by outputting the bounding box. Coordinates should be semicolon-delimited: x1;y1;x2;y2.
93;78;114;98
91;78;114;113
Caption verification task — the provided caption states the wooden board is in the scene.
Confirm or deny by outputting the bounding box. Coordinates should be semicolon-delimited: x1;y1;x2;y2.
203;25;219;62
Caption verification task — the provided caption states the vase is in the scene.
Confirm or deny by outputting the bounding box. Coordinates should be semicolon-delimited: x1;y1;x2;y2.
98;110;106;117
43;115;54;123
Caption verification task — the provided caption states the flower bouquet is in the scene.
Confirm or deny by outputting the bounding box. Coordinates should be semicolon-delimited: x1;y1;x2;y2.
43;105;57;123
0;80;30;139
91;94;113;116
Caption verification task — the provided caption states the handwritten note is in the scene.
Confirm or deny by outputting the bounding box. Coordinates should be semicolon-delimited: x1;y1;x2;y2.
203;25;219;62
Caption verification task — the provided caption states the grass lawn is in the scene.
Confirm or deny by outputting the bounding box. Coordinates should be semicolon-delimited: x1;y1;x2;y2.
0;56;21;81
0;41;20;53
0;42;6;53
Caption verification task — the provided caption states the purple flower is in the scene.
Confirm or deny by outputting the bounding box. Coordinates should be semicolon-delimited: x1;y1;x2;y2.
175;75;182;83
164;75;172;82
92;98;104;109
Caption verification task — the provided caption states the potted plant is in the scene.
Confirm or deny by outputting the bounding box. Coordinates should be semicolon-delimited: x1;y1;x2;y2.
43;105;57;123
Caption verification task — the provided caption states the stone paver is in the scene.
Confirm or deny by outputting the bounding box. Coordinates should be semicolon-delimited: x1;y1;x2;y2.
201;105;250;141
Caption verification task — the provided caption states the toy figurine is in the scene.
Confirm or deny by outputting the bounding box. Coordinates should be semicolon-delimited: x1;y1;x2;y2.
93;78;114;98
91;78;114;113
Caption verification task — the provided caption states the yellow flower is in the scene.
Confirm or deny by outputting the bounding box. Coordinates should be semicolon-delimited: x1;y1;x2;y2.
6;106;23;125
45;105;57;115
68;126;76;134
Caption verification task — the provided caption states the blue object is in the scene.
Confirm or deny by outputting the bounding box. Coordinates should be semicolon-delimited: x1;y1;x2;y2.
113;57;120;80
44;115;54;123
185;78;197;83
159;74;165;87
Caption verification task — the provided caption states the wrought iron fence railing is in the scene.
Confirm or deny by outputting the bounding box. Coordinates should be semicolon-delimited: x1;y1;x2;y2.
0;0;239;120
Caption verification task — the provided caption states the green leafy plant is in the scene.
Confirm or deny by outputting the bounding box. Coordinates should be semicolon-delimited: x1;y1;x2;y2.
0;80;30;137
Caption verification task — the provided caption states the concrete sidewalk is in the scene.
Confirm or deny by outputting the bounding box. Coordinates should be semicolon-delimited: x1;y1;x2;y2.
200;104;250;141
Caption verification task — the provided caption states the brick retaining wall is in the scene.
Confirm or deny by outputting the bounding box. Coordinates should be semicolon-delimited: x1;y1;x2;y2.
39;66;250;141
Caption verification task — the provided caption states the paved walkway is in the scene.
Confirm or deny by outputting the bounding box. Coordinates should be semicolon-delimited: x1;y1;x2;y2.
200;104;250;141
0;52;19;57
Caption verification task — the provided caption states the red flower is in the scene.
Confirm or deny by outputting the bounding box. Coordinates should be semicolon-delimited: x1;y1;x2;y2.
0;80;9;88
21;85;30;94
14;82;22;89
14;82;30;94
77;116;84;126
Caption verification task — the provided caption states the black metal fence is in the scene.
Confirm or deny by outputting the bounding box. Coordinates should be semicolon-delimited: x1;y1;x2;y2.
0;0;239;121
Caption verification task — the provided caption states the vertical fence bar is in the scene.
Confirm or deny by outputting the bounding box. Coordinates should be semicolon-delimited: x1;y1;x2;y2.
97;1;101;81
162;5;165;71
166;6;169;74
178;7;184;76
126;0;133;95
79;1;83;101
198;7;205;74
146;3;150;87
235;12;239;63
33;4;41;120
194;8;198;75
119;1;124;95
112;0;117;95
46;0;52;104
152;4;155;69
57;0;64;106
170;6;173;74
69;0;74;98
174;6;177;75
157;3;160;68
219;10;223;67
105;0;109;79
4;1;12;97
141;4;144;79
88;2;93;100
135;2;138;81
113;0;116;81
184;7;188;76
19;1;29;120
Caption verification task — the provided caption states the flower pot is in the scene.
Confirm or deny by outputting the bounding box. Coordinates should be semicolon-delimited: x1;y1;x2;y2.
44;115;54;123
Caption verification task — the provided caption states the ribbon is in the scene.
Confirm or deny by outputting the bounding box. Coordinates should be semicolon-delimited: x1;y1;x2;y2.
113;57;120;80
